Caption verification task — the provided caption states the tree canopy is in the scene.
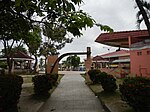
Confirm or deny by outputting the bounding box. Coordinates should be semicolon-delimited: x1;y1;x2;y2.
135;0;150;35
63;55;80;70
0;0;113;74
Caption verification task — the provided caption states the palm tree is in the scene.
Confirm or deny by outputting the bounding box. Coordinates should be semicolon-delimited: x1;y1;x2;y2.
135;0;150;35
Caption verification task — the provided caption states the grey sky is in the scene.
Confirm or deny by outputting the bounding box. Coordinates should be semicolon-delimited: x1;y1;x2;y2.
58;0;148;61
0;0;149;61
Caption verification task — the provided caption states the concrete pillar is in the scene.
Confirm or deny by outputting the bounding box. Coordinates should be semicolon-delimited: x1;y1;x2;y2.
128;36;132;48
85;47;92;72
47;55;58;74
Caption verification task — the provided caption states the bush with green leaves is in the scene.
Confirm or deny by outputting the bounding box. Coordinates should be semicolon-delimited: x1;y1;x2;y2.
0;62;7;69
88;69;101;84
0;75;23;112
98;72;108;83
32;75;52;95
119;77;150;111
99;72;117;92
47;73;59;86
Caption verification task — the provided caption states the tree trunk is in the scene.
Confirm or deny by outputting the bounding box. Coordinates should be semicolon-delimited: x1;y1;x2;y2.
45;57;47;74
135;0;150;35
33;55;38;73
7;57;12;74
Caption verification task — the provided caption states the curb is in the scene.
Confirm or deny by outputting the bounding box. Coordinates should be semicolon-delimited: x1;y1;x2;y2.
36;102;45;112
35;102;45;112
88;85;112;112
98;96;111;112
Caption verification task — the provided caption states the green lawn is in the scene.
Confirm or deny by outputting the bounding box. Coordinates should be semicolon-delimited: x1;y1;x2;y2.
23;77;33;83
21;74;64;100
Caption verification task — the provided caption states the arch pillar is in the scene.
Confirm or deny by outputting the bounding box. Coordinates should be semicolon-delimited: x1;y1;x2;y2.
47;47;92;74
85;47;92;72
47;55;58;74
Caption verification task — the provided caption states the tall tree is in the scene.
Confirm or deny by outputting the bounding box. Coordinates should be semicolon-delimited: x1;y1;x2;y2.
71;55;80;70
135;0;150;35
63;55;80;70
24;25;42;73
0;0;113;73
0;0;31;74
39;42;57;73
1;45;28;56
39;22;73;73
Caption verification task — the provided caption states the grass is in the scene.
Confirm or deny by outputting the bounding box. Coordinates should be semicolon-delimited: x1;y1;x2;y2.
22;86;34;95
23;77;33;83
22;73;64;84
22;74;64;101
19;73;64;112
81;73;135;112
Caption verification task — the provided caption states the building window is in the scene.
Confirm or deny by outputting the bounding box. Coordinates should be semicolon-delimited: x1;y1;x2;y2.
147;51;150;55
137;52;142;56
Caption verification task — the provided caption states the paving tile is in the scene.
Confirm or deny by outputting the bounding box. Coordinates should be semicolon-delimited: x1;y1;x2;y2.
38;71;105;112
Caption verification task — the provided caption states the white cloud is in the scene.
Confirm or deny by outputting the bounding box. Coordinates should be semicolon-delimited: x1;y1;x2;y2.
59;0;148;61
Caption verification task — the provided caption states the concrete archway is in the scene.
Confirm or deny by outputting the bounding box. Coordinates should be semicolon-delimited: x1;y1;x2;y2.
47;47;92;74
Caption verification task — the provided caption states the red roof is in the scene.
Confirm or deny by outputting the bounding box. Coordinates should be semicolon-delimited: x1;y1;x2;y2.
100;50;129;57
0;51;33;60
95;30;149;48
92;56;104;61
11;51;33;59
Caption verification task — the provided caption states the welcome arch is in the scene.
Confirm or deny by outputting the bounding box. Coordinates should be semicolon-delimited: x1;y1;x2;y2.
47;47;92;74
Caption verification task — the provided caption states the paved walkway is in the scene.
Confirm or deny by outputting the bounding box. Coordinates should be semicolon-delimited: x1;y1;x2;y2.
38;71;105;112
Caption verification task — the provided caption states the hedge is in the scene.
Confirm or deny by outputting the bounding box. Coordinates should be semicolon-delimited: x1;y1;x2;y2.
88;69;101;84
0;75;23;112
32;75;52;95
46;73;58;86
119;77;150;112
99;72;117;92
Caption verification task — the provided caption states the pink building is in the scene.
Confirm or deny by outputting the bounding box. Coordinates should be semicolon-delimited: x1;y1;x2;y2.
130;44;150;77
95;30;150;77
92;50;130;78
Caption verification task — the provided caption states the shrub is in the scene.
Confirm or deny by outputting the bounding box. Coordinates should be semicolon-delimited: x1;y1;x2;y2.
32;75;52;95
98;72;108;83
0;75;23;112
119;77;150;111
99;73;117;92
0;62;7;69
46;73;59;86
88;69;101;84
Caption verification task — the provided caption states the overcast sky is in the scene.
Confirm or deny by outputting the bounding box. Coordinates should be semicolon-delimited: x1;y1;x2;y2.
0;0;149;62
58;0;148;61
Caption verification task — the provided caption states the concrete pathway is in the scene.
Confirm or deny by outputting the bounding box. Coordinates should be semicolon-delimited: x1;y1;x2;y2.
38;71;105;112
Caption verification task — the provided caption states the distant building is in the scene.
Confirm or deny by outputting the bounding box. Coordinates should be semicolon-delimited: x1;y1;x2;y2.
95;30;150;77
92;50;130;78
0;51;33;74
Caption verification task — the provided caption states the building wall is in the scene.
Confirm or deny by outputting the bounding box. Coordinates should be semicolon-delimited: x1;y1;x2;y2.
130;48;150;77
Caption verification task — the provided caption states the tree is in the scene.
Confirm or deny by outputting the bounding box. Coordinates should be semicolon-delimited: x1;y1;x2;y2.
39;58;44;71
63;55;80;70
24;25;42;73
39;42;59;73
0;0;113;73
1;45;28;56
135;0;150;35
71;55;80;70
0;1;32;74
